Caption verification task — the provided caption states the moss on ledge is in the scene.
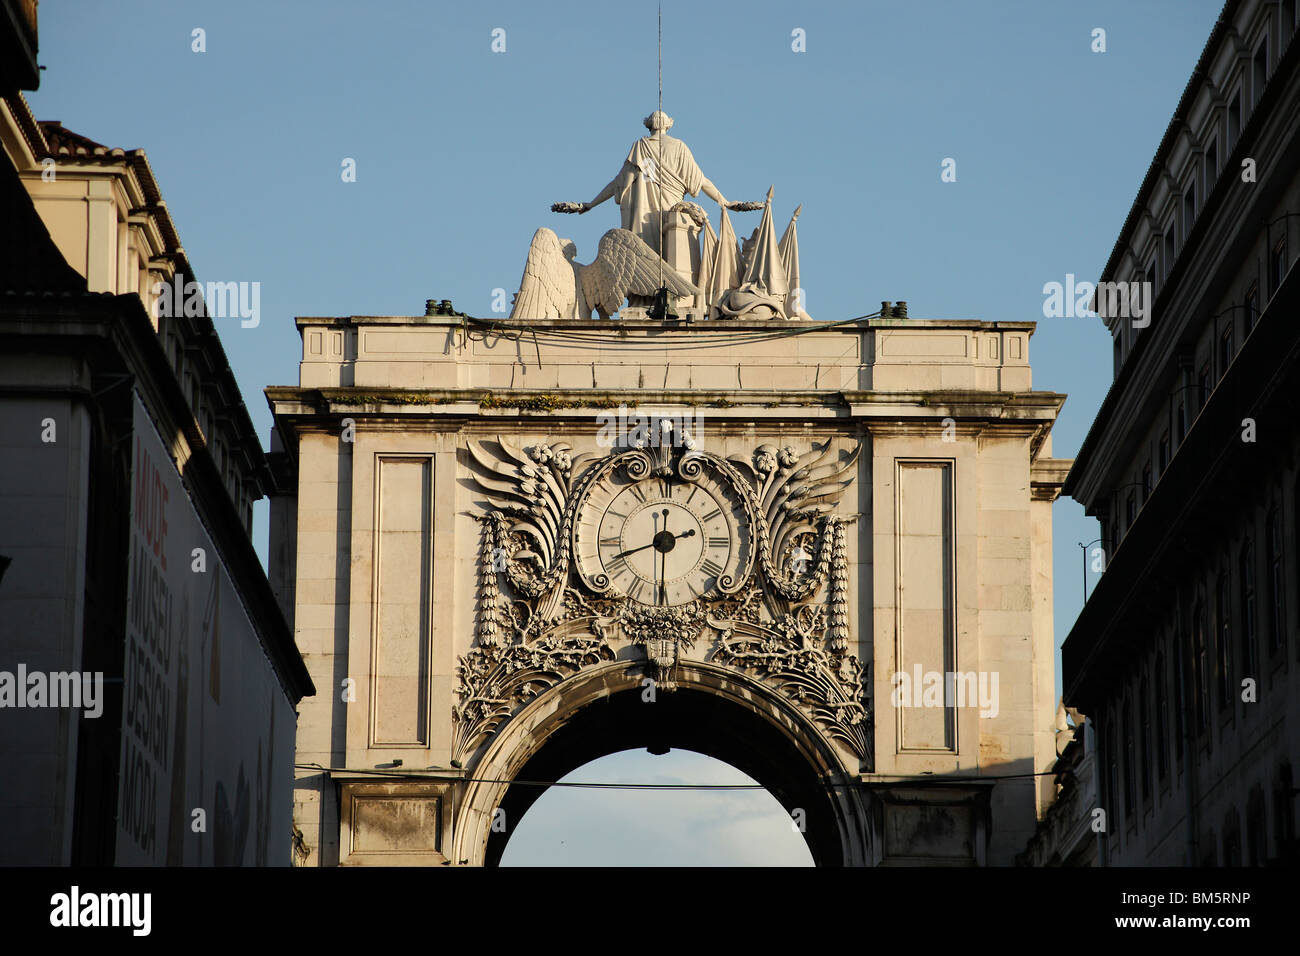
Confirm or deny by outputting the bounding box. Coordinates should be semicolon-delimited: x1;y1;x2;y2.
330;392;634;411
340;393;464;406
478;394;628;412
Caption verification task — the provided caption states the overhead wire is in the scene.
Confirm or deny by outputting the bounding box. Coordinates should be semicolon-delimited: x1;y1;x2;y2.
294;762;1069;789
460;310;885;354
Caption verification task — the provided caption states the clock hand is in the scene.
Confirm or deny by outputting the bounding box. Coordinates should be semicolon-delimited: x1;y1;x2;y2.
657;547;663;606
659;509;667;605
611;527;696;560
612;541;657;560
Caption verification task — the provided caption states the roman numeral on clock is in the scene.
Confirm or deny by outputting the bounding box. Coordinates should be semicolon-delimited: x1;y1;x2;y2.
626;578;649;603
707;535;729;549
628;484;647;503
599;536;620;548
700;507;721;522
701;558;724;578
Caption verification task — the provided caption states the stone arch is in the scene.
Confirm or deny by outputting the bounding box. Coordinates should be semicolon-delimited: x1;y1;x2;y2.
452;659;872;866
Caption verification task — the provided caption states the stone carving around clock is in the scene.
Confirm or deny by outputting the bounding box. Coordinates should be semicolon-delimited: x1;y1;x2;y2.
452;431;871;763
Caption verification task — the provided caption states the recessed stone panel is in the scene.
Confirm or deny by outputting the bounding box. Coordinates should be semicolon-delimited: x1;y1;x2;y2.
370;456;432;747
896;460;956;752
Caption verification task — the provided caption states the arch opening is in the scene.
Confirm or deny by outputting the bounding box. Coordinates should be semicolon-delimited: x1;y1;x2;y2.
498;749;816;866
457;663;867;867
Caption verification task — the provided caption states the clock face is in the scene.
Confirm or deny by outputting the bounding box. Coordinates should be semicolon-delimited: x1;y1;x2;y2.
574;471;750;606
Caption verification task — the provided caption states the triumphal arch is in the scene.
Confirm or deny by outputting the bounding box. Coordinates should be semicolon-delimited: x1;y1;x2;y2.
269;112;1070;866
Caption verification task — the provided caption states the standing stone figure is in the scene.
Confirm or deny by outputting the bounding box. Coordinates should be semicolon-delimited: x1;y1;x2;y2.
577;111;730;255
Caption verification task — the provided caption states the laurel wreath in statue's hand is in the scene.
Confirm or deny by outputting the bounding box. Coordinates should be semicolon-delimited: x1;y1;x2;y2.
551;201;586;214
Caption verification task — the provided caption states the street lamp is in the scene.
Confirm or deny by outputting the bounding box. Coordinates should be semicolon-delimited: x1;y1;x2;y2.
1078;537;1104;604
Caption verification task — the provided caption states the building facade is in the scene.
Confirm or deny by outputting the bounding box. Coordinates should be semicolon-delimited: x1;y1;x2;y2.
271;302;1071;866
1062;0;1300;865
1019;703;1098;866
0;20;313;863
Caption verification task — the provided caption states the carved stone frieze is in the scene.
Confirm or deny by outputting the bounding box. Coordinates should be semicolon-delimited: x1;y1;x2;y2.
455;436;868;765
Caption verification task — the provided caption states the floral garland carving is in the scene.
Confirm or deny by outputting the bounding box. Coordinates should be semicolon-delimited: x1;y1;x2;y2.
711;611;871;761
618;601;705;691
452;628;615;762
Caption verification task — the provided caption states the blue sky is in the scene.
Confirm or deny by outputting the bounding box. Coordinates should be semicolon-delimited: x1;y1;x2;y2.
30;0;1224;864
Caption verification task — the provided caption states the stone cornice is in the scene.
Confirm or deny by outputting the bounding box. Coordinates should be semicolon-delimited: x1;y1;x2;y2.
1031;458;1074;501
266;386;1065;422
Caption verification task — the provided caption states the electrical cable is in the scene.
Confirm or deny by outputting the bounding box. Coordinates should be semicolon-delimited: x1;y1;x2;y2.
294;761;1068;789
460;310;885;355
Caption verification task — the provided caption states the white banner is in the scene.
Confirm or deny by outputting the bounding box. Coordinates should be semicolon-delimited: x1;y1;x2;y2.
117;395;295;865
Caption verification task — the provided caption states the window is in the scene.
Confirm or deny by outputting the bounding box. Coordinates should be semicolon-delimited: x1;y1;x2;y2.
1126;491;1136;530
1247;790;1267;866
1173;628;1185;764
1202;829;1219;866
1139;674;1152;803
1146;258;1158;302
1285;0;1297;45
1242;539;1258;680
1164;228;1177;276
1198;363;1211;410
1296;478;1300;641
1193;601;1210;733
1269;235;1288;297
1141;463;1151;504
1277;765;1296;858
1245;282;1260;334
1268;507;1284;652
1253;40;1269;108
1223;811;1242;865
1176;399;1187;444
1123;697;1135;817
1154;651;1169;779
1106;717;1119;824
1204;139;1218;195
1183;183;1196;234
1158;433;1170;473
1219;322;1235;376
1228;90;1242;151
1217;572;1233;711
1113;334;1123;378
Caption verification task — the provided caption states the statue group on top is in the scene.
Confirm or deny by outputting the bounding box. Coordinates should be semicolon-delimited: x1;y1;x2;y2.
510;111;810;322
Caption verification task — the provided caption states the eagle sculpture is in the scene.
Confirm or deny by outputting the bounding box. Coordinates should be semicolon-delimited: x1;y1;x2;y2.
509;227;699;320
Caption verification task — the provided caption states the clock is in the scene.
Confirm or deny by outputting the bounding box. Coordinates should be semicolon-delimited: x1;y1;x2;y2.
573;460;752;606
